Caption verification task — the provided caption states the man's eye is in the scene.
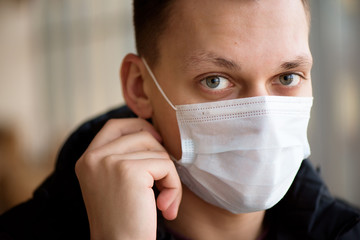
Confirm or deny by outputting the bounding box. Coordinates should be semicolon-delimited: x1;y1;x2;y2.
200;76;231;90
278;74;301;86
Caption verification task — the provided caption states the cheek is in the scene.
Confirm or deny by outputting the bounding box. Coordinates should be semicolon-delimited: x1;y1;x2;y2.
301;79;313;97
151;98;183;160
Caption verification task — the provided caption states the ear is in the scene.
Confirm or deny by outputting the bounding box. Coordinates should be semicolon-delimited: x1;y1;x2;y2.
120;53;152;119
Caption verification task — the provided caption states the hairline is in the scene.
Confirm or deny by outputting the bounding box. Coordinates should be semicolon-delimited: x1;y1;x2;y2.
141;0;311;68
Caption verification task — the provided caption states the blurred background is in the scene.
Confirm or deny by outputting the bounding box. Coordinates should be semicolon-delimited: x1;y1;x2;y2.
0;0;359;214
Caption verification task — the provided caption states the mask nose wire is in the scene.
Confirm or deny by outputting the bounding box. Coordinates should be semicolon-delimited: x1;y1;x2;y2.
142;58;177;111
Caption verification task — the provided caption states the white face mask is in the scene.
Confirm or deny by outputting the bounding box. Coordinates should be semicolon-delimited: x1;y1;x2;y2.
143;59;313;213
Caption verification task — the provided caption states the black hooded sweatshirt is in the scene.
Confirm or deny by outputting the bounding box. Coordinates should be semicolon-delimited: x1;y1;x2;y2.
1;106;359;240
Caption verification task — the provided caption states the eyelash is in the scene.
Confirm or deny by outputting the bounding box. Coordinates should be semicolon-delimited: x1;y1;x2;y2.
274;72;307;88
196;71;308;96
198;73;234;92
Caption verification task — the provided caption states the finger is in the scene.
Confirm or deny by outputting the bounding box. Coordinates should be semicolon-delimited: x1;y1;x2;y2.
157;188;175;211
140;159;180;190
87;118;162;151
160;190;182;220
84;131;166;162
134;159;182;219
105;151;170;161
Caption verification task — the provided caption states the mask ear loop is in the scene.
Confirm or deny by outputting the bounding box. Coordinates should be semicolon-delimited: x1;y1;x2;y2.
142;58;177;111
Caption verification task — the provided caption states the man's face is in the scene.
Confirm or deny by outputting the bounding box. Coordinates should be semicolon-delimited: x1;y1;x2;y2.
144;0;312;159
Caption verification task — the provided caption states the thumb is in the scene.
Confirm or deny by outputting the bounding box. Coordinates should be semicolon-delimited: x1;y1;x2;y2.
157;187;182;220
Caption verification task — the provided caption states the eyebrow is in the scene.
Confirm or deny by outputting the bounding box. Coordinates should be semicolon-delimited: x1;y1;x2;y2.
184;52;241;71
184;52;312;72
280;56;313;71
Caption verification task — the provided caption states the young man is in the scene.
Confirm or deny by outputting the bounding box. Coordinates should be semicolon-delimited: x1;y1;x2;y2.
1;0;360;239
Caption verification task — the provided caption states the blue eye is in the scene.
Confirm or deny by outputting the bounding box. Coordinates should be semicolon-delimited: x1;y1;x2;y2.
200;76;231;90
278;74;301;86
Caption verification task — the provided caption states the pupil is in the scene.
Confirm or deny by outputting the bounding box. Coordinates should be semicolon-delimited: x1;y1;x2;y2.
206;77;220;88
281;75;293;85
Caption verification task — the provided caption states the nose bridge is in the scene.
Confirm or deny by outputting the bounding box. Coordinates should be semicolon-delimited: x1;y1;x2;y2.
239;54;273;98
242;80;270;98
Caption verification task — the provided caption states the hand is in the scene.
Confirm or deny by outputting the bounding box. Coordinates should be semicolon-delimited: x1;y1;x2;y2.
75;118;182;240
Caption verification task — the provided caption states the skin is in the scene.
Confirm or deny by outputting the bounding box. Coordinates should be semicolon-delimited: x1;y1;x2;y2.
75;0;312;239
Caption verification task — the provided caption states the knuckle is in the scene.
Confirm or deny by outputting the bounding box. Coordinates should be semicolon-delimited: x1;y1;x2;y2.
77;150;100;171
83;150;99;164
102;155;122;170
103;154;116;163
116;159;130;171
115;160;134;178
98;155;115;173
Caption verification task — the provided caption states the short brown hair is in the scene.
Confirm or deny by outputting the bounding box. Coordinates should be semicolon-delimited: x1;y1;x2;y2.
133;0;310;67
133;0;175;66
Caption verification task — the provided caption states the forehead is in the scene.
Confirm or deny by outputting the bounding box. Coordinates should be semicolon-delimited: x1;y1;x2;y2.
158;0;310;69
